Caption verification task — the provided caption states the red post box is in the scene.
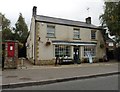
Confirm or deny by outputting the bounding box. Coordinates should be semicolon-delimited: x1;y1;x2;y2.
7;42;15;57
2;40;18;69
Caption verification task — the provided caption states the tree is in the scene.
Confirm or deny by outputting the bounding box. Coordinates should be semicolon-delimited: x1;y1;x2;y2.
2;28;14;41
0;13;14;41
14;13;28;43
99;2;120;42
14;13;28;57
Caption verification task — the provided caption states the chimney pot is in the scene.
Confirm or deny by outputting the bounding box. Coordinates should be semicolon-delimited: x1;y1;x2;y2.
33;6;37;16
86;17;91;24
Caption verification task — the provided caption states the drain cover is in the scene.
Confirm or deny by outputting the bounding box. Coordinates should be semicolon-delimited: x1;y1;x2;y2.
6;76;18;78
19;77;31;81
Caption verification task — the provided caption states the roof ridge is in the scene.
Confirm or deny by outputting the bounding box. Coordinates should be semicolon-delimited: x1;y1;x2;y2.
36;15;99;29
37;15;86;24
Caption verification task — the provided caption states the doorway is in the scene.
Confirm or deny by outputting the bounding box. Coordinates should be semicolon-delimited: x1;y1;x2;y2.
2;44;5;70
73;46;80;63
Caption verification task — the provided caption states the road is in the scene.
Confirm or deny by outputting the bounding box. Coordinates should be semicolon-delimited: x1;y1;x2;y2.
4;74;119;90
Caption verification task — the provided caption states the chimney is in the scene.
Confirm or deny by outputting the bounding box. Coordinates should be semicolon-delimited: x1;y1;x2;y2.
33;6;37;16
86;17;91;24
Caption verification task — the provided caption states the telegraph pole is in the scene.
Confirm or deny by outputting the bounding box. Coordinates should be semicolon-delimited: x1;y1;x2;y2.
0;14;2;67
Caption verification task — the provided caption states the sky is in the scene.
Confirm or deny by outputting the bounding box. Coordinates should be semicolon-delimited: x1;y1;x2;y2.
0;0;105;29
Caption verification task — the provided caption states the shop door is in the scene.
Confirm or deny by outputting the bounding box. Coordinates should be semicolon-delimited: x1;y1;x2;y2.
73;46;80;63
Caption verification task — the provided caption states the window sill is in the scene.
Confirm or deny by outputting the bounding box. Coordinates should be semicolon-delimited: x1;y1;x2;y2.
73;38;81;40
84;56;96;58
46;36;56;38
91;39;97;41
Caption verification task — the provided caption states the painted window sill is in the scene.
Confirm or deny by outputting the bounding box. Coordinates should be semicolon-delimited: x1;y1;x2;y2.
73;38;81;40
91;39;97;41
46;36;56;38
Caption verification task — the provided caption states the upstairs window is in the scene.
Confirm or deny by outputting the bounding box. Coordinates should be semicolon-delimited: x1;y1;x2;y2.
73;28;80;39
47;25;55;38
91;30;96;39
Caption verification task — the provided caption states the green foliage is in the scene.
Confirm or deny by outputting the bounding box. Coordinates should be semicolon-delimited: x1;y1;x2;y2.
1;12;28;48
14;13;28;43
100;2;120;42
2;28;14;41
100;43;104;49
0;13;11;30
0;13;14;41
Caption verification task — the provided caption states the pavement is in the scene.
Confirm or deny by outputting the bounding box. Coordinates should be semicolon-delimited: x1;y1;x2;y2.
1;60;119;89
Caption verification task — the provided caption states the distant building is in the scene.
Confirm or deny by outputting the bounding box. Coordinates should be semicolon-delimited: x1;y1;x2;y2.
105;35;116;50
105;35;116;60
26;6;106;65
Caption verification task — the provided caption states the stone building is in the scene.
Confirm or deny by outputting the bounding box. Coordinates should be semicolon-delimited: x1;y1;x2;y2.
26;6;106;65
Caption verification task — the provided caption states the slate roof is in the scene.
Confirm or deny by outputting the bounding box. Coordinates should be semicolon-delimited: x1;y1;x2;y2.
35;15;101;30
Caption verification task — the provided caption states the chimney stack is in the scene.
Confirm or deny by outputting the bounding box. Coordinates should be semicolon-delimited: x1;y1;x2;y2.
33;6;37;16
86;17;91;24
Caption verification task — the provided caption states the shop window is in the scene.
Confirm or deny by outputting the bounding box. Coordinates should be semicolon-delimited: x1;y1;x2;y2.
55;45;71;57
84;46;96;57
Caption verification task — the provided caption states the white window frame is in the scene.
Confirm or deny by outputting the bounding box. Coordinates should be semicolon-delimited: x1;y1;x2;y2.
47;25;55;38
73;28;80;39
84;46;96;57
55;45;71;58
91;30;96;39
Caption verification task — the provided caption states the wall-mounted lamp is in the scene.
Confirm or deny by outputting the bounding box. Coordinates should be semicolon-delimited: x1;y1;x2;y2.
38;37;40;41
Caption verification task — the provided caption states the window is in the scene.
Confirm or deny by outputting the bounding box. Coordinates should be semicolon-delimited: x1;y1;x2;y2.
73;28;80;39
91;30;96;39
55;45;71;57
84;46;96;57
47;25;55;37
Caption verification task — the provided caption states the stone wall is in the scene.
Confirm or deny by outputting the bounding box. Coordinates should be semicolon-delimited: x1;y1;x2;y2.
4;42;18;69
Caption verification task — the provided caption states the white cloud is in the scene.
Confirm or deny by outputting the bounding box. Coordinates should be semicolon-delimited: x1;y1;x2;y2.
0;0;104;28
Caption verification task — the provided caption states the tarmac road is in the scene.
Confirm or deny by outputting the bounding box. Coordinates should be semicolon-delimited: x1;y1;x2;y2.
4;74;119;90
2;61;119;90
2;62;118;85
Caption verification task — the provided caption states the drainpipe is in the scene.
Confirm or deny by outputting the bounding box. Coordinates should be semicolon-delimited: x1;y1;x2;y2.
33;6;37;65
34;21;36;65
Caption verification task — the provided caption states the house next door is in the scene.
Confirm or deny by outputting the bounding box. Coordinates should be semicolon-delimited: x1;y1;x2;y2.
73;46;80;63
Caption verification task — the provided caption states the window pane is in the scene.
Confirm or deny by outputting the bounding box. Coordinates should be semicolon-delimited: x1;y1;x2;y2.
55;45;71;57
91;31;96;39
47;25;55;37
84;46;96;57
73;29;80;39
